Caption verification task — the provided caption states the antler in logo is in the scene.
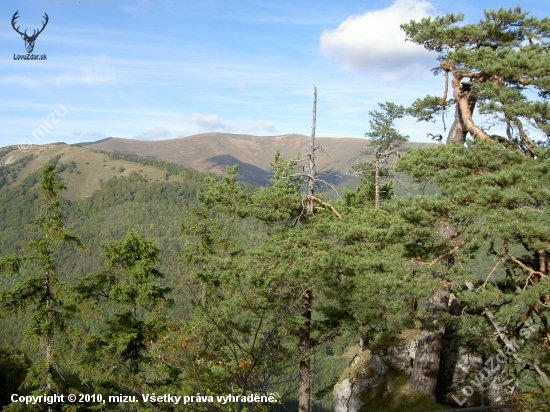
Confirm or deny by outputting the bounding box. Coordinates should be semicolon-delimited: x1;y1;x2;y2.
12;11;49;54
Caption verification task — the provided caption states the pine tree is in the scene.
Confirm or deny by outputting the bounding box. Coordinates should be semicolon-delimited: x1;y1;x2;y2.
402;7;550;153
348;102;407;209
397;140;550;401
399;6;550;399
180;151;347;411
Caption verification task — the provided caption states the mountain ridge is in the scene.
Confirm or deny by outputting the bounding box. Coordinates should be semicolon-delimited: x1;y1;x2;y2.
83;133;435;185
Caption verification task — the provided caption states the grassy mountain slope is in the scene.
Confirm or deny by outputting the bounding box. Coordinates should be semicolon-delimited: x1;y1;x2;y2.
0;144;186;201
85;133;435;186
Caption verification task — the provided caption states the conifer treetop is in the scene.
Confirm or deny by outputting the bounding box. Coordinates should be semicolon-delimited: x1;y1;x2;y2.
402;7;550;154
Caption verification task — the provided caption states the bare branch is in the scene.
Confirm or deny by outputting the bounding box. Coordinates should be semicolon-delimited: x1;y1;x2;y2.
508;253;547;280
301;196;342;219
478;258;503;291
428;242;466;266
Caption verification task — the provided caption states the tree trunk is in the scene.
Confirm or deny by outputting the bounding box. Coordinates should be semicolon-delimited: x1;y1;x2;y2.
409;224;456;398
306;86;317;215
46;273;52;412
409;286;449;398
374;147;381;209
299;87;316;412
446;83;477;145
299;289;312;412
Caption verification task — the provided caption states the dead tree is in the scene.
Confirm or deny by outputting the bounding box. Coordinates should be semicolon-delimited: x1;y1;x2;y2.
295;87;342;222
293;87;341;412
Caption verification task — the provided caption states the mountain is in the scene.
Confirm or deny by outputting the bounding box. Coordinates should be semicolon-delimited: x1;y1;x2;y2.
83;133;435;187
0;143;193;200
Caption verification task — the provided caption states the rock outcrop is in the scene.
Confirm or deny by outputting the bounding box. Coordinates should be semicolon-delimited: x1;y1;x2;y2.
332;328;518;411
332;329;419;412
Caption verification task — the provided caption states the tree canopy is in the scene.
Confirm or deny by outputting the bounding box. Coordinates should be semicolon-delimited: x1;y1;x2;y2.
403;7;550;153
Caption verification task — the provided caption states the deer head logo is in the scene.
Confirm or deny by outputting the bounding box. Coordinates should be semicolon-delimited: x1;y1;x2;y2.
11;11;49;54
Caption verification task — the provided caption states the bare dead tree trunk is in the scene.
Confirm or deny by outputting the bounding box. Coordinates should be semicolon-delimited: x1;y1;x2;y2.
299;289;312;412
298;86;316;412
306;86;317;214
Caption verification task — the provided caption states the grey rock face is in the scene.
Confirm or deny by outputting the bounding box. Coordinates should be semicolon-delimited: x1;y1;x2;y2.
332;330;419;412
332;352;388;412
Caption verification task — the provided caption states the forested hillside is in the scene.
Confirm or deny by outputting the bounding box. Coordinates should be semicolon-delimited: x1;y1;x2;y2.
1;5;550;412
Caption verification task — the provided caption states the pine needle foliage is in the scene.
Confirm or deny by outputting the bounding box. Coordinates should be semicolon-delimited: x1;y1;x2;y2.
397;140;550;394
402;7;550;153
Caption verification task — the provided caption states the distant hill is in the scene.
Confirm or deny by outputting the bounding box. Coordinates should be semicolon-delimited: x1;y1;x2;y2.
83;133;435;187
0;143;190;201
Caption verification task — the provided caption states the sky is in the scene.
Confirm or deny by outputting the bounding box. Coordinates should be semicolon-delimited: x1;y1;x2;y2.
1;0;549;149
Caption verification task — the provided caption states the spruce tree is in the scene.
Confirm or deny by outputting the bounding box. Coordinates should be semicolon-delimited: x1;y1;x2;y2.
76;230;172;410
0;163;84;410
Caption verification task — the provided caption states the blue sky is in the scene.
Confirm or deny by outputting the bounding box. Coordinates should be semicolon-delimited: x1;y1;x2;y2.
1;0;548;148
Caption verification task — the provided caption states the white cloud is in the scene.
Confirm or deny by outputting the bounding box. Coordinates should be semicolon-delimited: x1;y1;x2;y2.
245;120;278;133
133;126;171;140
187;113;236;132
187;113;277;134
320;0;435;81
73;131;107;139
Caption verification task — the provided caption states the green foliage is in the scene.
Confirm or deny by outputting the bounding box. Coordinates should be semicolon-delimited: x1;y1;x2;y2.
347;101;407;208
0;146;18;158
0;160;207;351
180;165;297;400
0;164;85;398
2;16;550;406
76;230;172;405
0;347;31;408
407;95;452;123
179;159;358;409
397;140;550;392
345;162;393;207
98;149;204;181
402;7;550;152
244;151;304;224
0;154;34;189
365;102;409;148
